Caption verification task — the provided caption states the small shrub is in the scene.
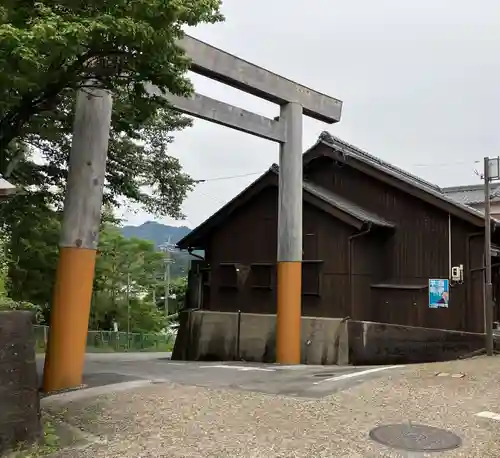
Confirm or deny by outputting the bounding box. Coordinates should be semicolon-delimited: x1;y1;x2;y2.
0;296;43;323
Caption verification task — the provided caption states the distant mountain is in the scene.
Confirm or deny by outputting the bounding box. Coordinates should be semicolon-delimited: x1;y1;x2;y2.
120;222;196;279
121;221;192;248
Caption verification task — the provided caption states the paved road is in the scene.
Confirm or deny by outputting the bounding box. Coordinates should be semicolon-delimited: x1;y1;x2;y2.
37;353;402;398
41;356;500;457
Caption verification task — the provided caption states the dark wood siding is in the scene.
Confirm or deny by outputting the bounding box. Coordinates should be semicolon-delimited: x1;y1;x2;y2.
302;203;352;318
204;186;278;314
203;185;357;320
192;154;491;334
306;157;484;332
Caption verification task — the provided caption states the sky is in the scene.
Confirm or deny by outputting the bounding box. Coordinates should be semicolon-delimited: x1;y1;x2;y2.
118;0;500;229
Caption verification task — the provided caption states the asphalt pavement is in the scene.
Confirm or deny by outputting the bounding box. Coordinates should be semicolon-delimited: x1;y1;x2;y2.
38;355;500;457
36;352;402;398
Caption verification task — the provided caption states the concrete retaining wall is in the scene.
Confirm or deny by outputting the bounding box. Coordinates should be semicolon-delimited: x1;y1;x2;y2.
348;320;492;365
172;310;348;365
172;311;493;365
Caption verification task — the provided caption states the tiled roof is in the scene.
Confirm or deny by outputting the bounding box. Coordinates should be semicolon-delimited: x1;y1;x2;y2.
317;132;441;192
316;132;488;221
303;181;394;228
442;184;500;205
269;164;394;228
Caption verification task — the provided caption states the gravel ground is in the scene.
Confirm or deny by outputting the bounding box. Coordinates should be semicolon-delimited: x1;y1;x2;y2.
43;356;500;457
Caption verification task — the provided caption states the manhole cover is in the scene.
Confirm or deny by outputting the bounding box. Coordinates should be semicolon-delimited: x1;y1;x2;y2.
369;424;462;452
313;373;335;377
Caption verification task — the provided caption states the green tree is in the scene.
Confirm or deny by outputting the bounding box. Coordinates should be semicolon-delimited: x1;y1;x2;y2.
2;201;170;332
150;274;188;318
169;276;188;314
0;0;223;218
91;224;166;331
2;194;60;322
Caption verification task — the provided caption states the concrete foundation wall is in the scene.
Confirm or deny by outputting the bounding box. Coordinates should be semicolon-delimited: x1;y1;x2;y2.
347;320;492;365
173;311;493;365
173;311;348;365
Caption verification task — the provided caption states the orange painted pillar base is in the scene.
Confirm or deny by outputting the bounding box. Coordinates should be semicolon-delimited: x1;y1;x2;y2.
276;261;301;364
42;247;97;392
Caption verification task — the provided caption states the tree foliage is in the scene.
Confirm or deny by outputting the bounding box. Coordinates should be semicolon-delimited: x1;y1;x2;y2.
0;0;223;218
2;203;186;332
2;194;60;324
0;1;212;331
92;224;166;331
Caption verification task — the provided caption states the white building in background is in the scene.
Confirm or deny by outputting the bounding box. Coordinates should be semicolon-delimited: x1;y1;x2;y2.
442;184;500;219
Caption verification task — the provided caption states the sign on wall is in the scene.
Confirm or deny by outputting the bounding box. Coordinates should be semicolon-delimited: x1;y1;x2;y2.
429;279;449;308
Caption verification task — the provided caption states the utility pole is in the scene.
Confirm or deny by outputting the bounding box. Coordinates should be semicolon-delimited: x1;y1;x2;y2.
42;86;112;392
484;157;494;356
126;272;131;349
163;258;170;319
161;237;172;324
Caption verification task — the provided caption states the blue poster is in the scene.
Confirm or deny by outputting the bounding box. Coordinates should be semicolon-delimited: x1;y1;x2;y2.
429;279;449;308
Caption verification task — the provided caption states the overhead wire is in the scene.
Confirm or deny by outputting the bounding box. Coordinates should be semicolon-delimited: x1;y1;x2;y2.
7;153;484;187
192;159;483;183
193;171;264;183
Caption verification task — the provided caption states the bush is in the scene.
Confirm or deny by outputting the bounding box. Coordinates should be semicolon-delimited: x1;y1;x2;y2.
0;296;43;323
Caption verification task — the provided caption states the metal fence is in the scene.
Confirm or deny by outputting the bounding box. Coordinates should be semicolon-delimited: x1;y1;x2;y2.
33;325;174;353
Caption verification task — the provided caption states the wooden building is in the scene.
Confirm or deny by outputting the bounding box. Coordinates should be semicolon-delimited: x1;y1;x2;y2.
178;132;500;334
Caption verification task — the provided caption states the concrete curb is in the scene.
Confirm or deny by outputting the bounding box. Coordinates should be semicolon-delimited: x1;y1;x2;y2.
41;379;167;406
36;352;172;362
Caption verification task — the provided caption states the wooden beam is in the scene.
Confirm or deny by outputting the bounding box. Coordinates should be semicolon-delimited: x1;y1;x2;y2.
180;35;342;124
145;84;285;143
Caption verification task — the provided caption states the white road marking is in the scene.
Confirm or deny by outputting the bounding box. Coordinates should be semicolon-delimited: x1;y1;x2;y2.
312;365;403;385
475;411;500;421
275;365;312;370
41;380;158;404
199;364;276;372
436;372;465;378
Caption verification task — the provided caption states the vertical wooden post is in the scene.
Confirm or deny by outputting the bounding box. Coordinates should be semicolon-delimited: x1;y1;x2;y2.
42;86;112;392
276;102;303;364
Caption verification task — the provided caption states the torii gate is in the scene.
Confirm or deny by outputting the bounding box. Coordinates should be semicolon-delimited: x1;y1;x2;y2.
42;35;343;392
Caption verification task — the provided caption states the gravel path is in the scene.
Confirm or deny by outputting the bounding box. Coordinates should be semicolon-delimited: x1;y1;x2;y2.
44;356;500;457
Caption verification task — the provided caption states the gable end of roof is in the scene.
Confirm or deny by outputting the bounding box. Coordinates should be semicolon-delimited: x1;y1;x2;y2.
313;132;490;226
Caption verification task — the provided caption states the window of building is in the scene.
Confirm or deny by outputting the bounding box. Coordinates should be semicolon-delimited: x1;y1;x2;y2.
250;263;274;289
200;267;211;286
219;263;238;289
302;260;322;296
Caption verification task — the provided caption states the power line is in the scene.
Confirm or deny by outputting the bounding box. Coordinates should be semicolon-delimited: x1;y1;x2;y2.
412;160;481;168
8;156;483;187
193;171;264;183
192;159;482;183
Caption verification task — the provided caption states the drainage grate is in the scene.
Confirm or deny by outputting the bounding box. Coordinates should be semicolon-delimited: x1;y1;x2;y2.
313;373;335;377
369;424;462;452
